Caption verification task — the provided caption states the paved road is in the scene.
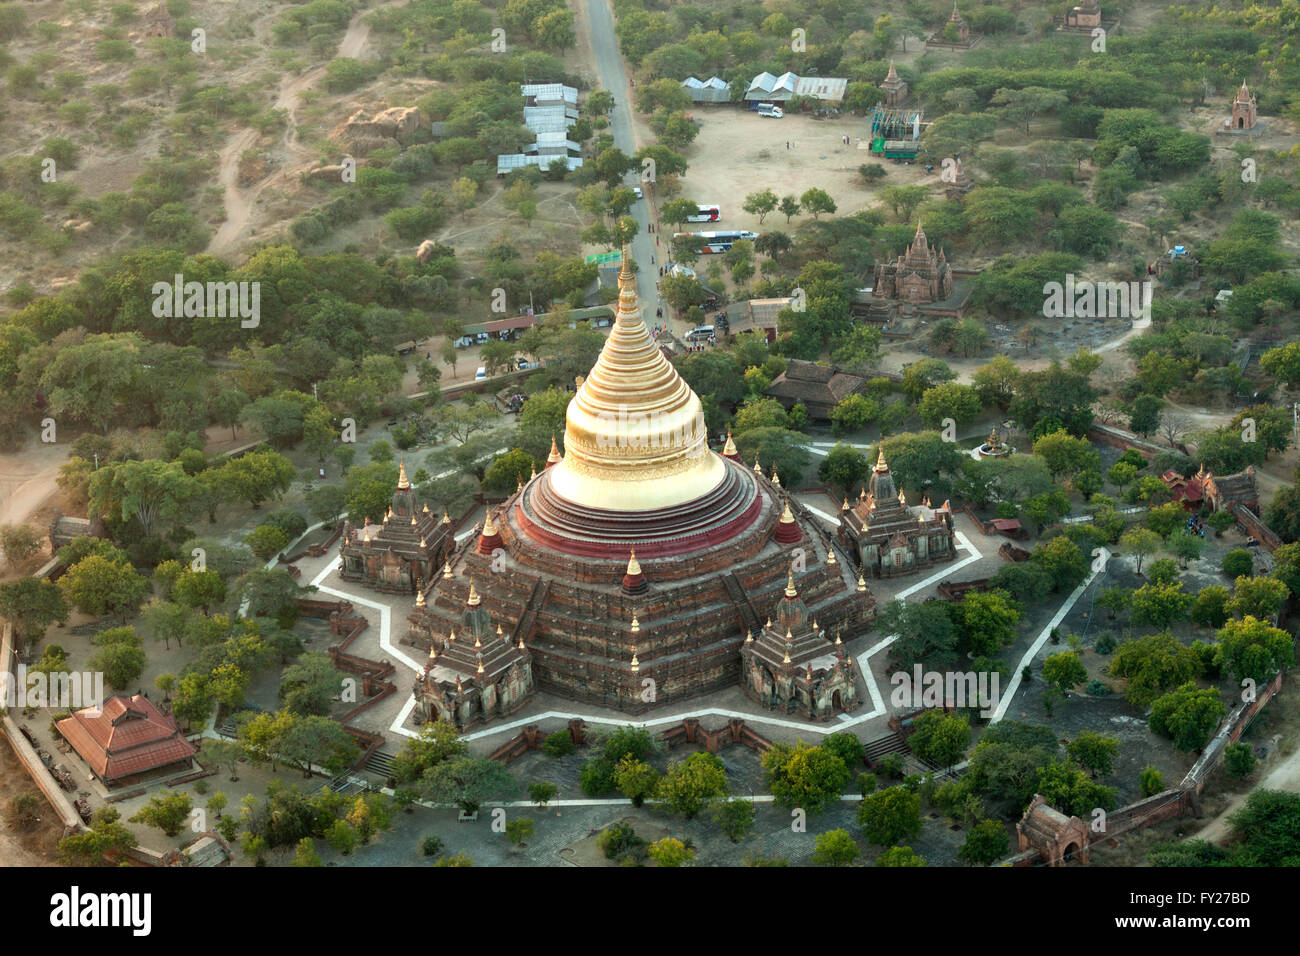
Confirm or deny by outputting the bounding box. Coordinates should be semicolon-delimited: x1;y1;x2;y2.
583;0;661;322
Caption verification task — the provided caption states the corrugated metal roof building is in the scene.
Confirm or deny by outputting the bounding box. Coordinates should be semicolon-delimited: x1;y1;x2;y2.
744;71;846;103
496;153;584;175
520;83;578;106
681;75;732;103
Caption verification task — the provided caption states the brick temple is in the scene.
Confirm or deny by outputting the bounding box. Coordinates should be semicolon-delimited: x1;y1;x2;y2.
404;251;874;717
838;448;958;577
338;462;451;594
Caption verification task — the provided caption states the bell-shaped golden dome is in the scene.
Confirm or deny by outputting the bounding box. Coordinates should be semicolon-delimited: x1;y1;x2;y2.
546;250;725;511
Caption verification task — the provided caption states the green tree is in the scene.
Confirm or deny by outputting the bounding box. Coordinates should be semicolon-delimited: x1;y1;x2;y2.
1225;576;1289;622
1149;683;1225;752
129;792;193;837
58;807;138;866
799;188;836;219
711;799;755;843
0;579;68;650
613;756;660;808
958;820;1009;865
59;555;149;621
763;742;851;815
1066;731;1119;778
742;188;778;224
1224;741;1255;778
907;711;971;771
647;836;695;867
1108;633;1201;708
1129;581;1192;628
393;720;468;783
857;786;922;847
1042;651;1087;695
1119;527;1163;575
1213;616;1295;684
812;829;860;866
876;845;926;866
657;751;727;819
418;756;517;814
1139;765;1165;797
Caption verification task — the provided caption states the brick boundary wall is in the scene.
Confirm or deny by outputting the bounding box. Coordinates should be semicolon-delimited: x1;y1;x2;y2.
0;622;84;837
1235;506;1282;554
1002;670;1285;865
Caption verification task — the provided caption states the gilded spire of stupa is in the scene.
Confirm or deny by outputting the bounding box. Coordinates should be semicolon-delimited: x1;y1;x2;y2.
547;434;562;465
626;548;641;577
754;455;763;475
397;460;410;489
467;577;481;606
785;566;797;597
545;245;723;512
482;508;497;537
875;447;888;471
722;429;737;457
442;560;452;579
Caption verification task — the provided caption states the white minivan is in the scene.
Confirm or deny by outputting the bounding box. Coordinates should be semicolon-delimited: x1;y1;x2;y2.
757;105;784;118
474;367;487;380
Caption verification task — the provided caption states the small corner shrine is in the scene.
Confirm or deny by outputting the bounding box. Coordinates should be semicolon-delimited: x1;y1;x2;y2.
740;567;860;720
339;461;450;594
410;577;535;730
839;448;957;578
1225;81;1258;132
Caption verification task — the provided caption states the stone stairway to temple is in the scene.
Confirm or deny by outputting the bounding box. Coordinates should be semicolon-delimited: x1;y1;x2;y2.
721;572;763;635
511;578;551;647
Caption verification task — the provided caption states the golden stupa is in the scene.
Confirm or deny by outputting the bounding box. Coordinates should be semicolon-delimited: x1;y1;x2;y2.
546;249;725;512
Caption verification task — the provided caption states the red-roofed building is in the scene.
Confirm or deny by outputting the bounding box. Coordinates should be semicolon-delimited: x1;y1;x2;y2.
1162;468;1204;509
56;694;196;786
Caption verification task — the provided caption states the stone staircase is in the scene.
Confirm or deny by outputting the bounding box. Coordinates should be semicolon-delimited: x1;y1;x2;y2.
511;578;551;646
720;572;762;635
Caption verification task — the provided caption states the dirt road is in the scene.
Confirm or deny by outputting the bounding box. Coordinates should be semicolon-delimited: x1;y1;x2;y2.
0;438;69;542
1193;739;1300;844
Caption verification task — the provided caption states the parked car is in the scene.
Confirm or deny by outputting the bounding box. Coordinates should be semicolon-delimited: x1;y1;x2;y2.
516;358;540;370
474;367;487;380
632;186;643;199
758;105;784;118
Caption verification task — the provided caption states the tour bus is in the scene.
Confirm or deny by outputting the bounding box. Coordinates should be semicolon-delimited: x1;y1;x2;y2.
685;204;722;223
672;229;758;253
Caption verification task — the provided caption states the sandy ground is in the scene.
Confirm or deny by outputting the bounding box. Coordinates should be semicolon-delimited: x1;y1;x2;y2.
0;437;67;527
207;0;409;259
0;735;65;866
664;108;936;236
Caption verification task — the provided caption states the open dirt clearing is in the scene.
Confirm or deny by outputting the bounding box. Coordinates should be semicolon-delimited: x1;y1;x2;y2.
665;108;937;233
